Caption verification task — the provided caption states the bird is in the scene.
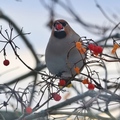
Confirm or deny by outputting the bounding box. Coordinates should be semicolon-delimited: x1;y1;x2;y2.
45;19;86;79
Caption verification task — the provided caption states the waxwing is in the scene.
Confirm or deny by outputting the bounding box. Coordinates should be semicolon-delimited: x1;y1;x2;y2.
45;19;86;78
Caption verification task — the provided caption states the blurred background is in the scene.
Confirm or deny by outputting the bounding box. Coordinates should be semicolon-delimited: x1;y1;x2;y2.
0;0;120;119
0;0;119;81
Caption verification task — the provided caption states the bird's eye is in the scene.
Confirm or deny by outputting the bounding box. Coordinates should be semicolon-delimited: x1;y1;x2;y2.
60;22;67;26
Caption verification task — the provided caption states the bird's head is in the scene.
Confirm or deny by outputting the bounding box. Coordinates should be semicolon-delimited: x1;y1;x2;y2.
52;19;73;39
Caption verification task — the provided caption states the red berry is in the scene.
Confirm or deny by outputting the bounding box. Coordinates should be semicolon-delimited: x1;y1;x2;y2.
58;79;66;86
88;83;95;90
88;44;103;55
94;46;103;54
52;93;61;101
88;44;95;51
25;107;32;114
97;46;103;54
3;59;10;66
56;23;63;30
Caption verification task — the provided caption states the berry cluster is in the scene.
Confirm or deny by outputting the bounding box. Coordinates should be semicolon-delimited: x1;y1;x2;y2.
88;43;103;55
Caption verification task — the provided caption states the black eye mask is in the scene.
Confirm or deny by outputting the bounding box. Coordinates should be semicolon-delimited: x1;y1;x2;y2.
54;21;67;27
60;21;67;26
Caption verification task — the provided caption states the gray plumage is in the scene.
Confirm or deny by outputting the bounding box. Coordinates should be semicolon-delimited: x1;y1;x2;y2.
45;19;85;78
